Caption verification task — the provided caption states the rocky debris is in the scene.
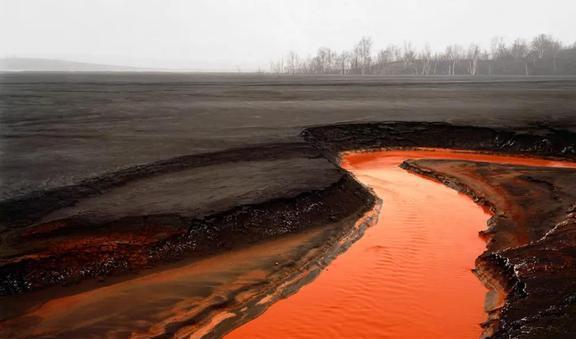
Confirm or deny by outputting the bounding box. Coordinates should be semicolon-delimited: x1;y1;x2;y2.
480;204;576;339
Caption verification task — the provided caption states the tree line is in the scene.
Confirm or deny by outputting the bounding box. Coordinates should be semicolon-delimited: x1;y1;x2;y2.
269;34;576;75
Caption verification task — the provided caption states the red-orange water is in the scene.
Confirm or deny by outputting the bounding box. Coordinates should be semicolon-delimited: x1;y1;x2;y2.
226;150;576;339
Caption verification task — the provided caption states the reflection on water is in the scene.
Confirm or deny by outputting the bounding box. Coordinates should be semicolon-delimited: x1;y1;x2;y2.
0;205;378;339
0;227;330;338
227;149;576;339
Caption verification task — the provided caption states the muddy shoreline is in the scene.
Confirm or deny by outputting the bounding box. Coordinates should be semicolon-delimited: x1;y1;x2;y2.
2;121;576;338
0;164;375;295
306;122;576;338
401;159;576;338
0;207;380;338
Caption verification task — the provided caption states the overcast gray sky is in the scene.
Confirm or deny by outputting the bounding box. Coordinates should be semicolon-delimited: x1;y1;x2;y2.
1;0;575;71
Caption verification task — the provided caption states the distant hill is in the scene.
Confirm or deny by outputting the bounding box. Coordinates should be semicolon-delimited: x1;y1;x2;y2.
0;57;155;72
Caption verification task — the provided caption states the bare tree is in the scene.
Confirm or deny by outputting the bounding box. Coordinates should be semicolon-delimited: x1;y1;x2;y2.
551;40;562;72
432;53;441;75
270;56;285;74
336;51;351;74
310;47;334;73
354;37;373;74
511;39;528;59
466;44;481;76
393;47;402;62
531;34;553;59
268;33;576;76
418;44;432;75
510;39;529;75
375;45;400;74
402;41;417;73
376;48;391;64
444;45;462;75
466;44;480;75
285;51;299;74
376;50;389;74
531;34;562;72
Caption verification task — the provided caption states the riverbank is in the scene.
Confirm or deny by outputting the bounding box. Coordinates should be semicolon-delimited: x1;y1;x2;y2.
226;150;491;338
2;122;576;338
226;150;576;339
401;158;576;337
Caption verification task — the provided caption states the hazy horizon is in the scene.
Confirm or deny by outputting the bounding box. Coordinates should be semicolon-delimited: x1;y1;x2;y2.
2;0;576;71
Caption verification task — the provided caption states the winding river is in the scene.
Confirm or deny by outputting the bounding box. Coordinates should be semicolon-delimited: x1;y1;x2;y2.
227;150;576;339
2;150;575;338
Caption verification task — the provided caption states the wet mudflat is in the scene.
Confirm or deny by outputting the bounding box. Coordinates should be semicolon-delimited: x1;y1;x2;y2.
226;150;576;339
0;207;377;338
0;227;328;338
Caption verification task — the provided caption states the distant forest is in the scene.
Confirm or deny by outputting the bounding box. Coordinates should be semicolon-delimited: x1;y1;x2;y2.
269;34;576;75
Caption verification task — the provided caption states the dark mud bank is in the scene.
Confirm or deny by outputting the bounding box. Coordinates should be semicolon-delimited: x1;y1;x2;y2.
401;159;576;338
2;121;576;338
0;142;374;295
303;121;576;161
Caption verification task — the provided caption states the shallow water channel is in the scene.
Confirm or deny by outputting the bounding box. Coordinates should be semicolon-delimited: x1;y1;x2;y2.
227;149;576;339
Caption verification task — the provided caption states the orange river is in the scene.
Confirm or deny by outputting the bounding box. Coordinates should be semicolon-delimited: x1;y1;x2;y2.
226;149;576;339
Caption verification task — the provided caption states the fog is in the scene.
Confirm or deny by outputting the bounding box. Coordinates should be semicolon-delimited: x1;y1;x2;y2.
1;0;575;71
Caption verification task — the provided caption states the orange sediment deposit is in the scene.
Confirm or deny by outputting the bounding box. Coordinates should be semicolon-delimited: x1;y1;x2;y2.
0;228;324;338
340;148;576;169
0;206;379;338
226;149;576;339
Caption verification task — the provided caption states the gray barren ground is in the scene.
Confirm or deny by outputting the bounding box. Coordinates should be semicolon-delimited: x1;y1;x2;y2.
2;73;576;199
